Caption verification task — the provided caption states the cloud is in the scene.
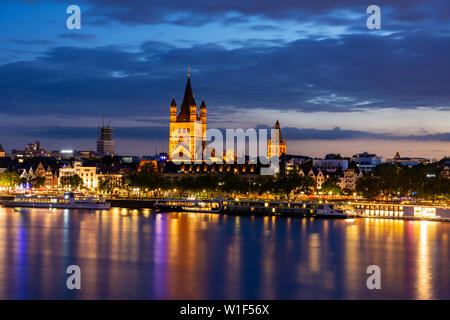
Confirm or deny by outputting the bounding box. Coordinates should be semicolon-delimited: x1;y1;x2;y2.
0;29;449;120
81;0;450;27
280;126;450;142
2;125;448;143
58;33;98;42
9;38;56;45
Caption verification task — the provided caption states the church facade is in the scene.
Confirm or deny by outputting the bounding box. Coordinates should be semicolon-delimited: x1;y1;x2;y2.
168;75;287;163
169;75;207;162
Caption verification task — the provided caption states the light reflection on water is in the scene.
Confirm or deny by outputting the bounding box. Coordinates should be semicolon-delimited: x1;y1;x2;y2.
0;207;448;299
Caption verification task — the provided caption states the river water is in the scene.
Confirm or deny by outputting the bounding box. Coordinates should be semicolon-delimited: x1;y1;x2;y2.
0;207;448;299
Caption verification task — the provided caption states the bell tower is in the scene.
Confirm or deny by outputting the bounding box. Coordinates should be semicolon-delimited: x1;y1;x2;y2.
168;71;207;162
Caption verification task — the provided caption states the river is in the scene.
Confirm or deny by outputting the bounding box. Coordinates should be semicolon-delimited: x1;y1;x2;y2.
0;207;448;299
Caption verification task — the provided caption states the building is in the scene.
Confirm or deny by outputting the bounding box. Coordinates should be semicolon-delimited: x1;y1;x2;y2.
35;162;46;178
169;74;207;162
267;120;287;158
351;152;382;171
45;166;58;188
138;160;159;172
300;168;325;189
386;152;430;167
162;162;261;185
97;123;115;156
312;158;348;172
0;144;5;157
59;161;98;190
338;169;363;191
97;171;124;194
282;154;311;171
12;141;49;158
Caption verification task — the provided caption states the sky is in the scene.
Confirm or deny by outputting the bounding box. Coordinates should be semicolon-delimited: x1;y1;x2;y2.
0;0;449;160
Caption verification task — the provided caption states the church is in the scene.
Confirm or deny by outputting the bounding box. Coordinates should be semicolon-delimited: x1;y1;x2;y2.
168;74;207;162
168;74;286;164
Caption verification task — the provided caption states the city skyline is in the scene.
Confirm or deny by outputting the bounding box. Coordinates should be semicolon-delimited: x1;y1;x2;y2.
0;1;449;159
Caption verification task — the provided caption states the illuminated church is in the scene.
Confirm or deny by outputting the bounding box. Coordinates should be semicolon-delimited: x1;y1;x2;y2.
268;120;287;158
168;73;287;164
169;74;207;162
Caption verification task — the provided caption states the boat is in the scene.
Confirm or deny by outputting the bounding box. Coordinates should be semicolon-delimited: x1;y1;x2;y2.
155;198;354;218
2;192;110;210
155;198;223;213
222;200;355;218
352;202;450;221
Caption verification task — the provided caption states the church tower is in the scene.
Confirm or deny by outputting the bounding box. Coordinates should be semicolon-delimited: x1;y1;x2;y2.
169;74;207;162
268;120;287;158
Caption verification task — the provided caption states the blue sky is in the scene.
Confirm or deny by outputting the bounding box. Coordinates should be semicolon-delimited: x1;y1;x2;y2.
0;0;449;159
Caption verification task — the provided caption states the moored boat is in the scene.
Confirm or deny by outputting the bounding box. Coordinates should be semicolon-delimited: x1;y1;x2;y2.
222;200;355;218
2;192;110;210
155;198;222;213
155;198;355;218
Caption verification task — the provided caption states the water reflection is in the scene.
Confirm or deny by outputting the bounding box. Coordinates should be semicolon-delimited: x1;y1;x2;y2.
0;207;448;299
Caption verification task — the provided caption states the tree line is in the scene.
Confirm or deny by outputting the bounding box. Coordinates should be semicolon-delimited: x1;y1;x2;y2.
355;163;450;201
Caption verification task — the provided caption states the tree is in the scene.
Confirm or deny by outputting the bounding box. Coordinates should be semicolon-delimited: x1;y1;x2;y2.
98;176;114;196
193;174;218;198
0;171;20;189
251;175;272;198
218;172;245;199
127;166;172;198
31;176;46;188
60;174;84;190
320;175;342;195
355;175;380;200
265;171;316;200
176;176;194;197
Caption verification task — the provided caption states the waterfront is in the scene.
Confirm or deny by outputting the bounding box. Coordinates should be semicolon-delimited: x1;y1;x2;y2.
0;207;449;299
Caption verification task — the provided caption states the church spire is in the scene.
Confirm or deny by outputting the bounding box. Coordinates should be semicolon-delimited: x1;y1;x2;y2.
177;75;197;121
274;120;284;142
170;97;177;107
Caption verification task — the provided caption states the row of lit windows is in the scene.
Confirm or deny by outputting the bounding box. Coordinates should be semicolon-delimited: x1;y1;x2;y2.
356;205;403;211
365;210;403;217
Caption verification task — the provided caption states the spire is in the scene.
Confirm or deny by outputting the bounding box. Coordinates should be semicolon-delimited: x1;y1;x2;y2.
274;120;284;142
275;120;280;129
170;97;177;107
200;98;206;109
177;76;197;121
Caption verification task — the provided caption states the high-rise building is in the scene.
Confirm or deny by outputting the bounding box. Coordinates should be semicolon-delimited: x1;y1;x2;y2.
169;73;207;162
97;122;115;156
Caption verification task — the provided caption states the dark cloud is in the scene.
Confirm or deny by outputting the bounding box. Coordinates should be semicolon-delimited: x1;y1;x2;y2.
0;29;449;119
81;0;449;26
3;125;448;142
9;38;56;45
280;127;450;142
58;33;98;42
0;126;166;141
